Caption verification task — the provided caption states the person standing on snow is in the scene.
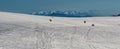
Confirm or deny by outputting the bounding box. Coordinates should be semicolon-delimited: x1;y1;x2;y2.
49;19;52;22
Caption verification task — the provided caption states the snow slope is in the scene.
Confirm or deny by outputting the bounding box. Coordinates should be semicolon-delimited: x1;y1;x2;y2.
0;12;120;49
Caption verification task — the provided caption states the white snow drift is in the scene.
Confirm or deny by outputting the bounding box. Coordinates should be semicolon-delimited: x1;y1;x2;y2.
0;12;120;49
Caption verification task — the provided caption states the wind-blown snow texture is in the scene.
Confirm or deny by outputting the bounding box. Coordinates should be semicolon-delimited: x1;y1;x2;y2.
0;12;120;49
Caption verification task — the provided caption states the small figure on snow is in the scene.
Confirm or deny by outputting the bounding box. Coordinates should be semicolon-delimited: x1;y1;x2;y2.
49;19;52;22
91;24;95;26
84;21;86;23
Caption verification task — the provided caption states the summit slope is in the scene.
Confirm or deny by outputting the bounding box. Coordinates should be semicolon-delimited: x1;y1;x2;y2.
0;12;120;49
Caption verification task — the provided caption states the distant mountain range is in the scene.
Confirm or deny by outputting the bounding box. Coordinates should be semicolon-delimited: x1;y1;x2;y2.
30;10;120;17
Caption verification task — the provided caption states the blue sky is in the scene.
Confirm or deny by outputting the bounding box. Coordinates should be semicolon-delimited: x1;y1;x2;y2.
0;0;120;13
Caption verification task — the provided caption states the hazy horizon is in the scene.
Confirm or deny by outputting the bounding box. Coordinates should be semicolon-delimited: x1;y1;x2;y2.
0;0;120;15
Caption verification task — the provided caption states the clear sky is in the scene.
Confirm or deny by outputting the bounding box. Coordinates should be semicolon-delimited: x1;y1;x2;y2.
0;0;120;13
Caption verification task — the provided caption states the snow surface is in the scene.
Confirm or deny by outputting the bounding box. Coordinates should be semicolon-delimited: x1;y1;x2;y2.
0;12;120;49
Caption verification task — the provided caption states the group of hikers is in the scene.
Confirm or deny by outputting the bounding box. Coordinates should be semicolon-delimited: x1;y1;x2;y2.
84;21;95;26
49;18;95;26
